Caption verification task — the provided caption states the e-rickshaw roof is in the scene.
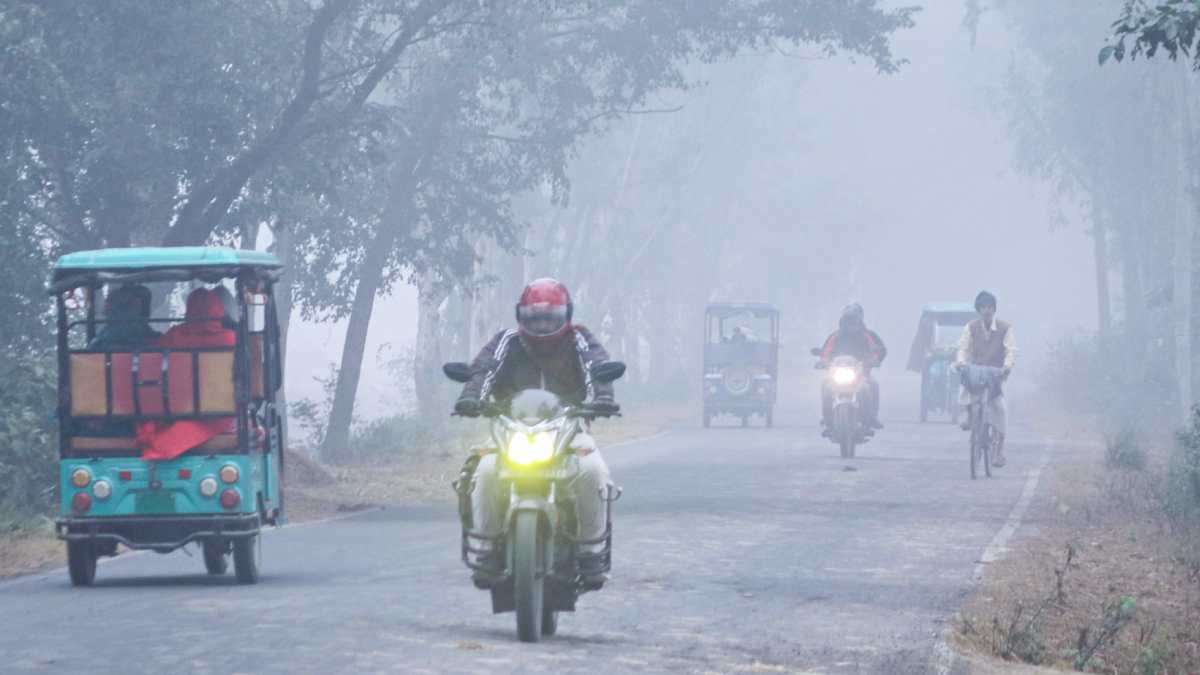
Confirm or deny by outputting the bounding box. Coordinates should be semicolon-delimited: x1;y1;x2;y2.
920;302;976;322
49;247;282;293
705;302;779;318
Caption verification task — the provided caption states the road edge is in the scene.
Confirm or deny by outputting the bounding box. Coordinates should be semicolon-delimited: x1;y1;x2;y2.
932;439;1054;675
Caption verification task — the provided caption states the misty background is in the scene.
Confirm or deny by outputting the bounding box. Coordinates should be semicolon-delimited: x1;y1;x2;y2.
286;2;1095;423
4;0;1195;472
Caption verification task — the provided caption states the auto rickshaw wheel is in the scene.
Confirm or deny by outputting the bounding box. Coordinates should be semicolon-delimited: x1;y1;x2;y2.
542;604;559;636
203;539;229;576
919;371;929;423
233;535;260;584
67;541;96;587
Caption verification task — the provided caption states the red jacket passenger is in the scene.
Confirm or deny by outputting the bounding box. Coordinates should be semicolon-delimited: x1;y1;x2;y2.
137;289;237;461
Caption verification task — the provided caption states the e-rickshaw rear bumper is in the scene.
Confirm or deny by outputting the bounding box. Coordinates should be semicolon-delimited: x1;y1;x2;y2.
56;513;260;552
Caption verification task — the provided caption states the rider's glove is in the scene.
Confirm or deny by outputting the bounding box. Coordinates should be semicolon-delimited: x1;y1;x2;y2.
454;397;483;417
590;397;620;415
1002;367;1012;380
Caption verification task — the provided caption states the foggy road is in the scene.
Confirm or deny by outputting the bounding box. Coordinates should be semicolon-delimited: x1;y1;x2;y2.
0;412;1048;674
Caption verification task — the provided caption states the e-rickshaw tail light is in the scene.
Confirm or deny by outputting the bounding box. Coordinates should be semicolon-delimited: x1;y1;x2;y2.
219;465;240;484
92;480;112;500
199;477;219;498
219;489;241;510
71;492;92;514
70;468;92;489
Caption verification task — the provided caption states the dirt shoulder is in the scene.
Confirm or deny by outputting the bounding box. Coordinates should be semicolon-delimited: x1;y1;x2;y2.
952;427;1200;673
0;401;690;580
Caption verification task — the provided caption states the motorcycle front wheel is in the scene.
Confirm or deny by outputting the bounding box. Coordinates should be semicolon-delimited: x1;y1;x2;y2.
835;406;856;459
513;511;545;642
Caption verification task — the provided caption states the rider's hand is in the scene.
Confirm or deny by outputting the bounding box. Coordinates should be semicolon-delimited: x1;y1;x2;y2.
590;397;620;415
454;397;483;417
1002;367;1012;381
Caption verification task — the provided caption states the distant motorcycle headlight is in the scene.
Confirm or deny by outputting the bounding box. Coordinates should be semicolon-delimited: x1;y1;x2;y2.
832;367;858;386
506;432;555;465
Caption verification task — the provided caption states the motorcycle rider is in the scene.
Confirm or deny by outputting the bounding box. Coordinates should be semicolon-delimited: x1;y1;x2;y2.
454;278;619;588
956;290;1016;467
817;303;887;434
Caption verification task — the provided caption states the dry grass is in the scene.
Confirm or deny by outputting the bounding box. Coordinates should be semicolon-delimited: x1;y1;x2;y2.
955;435;1200;673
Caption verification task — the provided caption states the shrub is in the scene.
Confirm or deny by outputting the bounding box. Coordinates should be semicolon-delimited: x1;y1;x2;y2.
1104;430;1147;471
0;351;59;519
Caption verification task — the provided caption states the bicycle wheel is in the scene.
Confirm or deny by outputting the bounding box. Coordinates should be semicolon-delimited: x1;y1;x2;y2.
969;405;980;480
982;423;993;478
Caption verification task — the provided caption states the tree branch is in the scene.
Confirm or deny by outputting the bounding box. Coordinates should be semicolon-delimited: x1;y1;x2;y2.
164;0;352;246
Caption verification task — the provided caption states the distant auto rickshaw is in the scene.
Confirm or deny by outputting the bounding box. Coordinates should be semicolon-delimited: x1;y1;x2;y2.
907;302;976;423
50;247;286;586
702;303;780;428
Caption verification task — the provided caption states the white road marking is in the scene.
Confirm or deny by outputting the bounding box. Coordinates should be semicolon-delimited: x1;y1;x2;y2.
932;440;1053;675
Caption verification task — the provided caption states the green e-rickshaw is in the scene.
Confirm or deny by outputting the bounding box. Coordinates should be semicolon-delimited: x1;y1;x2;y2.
50;247;286;585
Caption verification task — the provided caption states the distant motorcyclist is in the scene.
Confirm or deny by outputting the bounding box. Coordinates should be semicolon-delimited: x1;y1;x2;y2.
454;278;617;587
817;303;887;433
955;290;1017;467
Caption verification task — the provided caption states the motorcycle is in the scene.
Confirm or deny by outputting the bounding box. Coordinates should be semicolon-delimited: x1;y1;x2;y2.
443;360;625;643
813;349;871;459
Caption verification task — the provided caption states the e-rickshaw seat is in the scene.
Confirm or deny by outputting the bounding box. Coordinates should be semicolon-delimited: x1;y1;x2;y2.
68;349;238;418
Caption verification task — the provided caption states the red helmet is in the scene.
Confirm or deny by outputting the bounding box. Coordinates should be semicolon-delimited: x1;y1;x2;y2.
516;278;573;350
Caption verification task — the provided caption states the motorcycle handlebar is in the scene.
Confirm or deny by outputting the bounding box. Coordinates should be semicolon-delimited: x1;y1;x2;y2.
451;402;621;419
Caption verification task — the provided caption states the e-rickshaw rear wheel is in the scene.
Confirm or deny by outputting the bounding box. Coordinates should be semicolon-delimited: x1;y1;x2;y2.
67;541;96;587
203;539;229;576
233;535;260;584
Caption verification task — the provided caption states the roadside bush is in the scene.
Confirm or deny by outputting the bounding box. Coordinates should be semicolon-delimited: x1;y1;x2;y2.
1038;331;1175;436
0;351;58;520
1104;430;1147;471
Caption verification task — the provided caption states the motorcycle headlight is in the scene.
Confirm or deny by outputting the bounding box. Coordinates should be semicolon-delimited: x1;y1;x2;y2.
832;367;857;386
506;432;555;465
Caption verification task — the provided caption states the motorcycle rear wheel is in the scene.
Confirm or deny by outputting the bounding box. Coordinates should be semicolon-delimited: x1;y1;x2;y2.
514;511;545;642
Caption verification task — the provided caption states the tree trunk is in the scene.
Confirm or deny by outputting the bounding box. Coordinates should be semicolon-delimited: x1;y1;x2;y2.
413;272;450;420
1092;215;1113;339
271;220;295;448
319;146;428;461
1176;68;1196;419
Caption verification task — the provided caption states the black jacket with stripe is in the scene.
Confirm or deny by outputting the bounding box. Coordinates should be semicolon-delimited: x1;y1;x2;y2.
458;326;614;407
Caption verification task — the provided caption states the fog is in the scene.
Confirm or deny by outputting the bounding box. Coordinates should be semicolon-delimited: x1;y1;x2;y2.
285;1;1095;420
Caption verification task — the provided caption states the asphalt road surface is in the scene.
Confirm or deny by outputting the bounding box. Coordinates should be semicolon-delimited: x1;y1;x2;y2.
0;409;1048;674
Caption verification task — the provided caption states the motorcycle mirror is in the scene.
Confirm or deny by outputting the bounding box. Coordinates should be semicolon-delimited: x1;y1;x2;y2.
591;361;626;383
809;347;822;357
442;362;473;383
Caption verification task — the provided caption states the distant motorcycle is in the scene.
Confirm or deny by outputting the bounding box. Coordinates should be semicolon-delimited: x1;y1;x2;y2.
443;360;625;643
813;349;871;459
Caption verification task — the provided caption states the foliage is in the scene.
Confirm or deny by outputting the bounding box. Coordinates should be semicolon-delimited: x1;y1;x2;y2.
1101;0;1200;67
0;351;58;518
1105;429;1148;471
288;363;340;451
1037;330;1175;435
